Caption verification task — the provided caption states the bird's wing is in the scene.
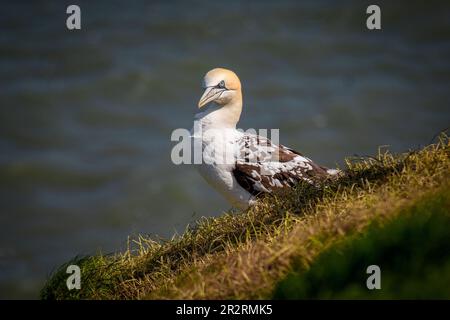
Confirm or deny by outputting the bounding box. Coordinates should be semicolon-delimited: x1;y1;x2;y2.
232;133;330;196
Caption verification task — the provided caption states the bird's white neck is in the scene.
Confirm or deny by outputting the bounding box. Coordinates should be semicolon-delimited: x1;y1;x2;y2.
194;100;242;131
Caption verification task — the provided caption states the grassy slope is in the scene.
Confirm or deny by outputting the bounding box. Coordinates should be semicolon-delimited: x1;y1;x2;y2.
41;136;450;300
274;187;450;299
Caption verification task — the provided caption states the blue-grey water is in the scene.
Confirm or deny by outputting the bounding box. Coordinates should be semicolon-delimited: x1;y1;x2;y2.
0;0;449;298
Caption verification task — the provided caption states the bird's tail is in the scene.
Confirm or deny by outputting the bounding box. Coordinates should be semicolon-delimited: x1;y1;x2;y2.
326;168;341;176
326;168;345;181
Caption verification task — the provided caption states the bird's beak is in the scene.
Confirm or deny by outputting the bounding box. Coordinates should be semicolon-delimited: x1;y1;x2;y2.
198;87;225;109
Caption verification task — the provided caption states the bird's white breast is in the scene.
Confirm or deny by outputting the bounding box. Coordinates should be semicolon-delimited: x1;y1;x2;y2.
191;120;253;208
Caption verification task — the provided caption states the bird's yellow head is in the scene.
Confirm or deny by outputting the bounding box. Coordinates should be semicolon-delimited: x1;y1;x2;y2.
198;68;242;109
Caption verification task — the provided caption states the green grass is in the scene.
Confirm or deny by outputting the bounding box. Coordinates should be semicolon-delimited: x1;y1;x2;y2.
41;135;450;300
273;188;450;299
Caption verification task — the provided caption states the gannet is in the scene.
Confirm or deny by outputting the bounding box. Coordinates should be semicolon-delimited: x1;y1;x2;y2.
192;68;340;209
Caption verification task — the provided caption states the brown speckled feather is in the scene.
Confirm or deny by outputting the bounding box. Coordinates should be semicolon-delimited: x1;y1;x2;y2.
233;134;331;196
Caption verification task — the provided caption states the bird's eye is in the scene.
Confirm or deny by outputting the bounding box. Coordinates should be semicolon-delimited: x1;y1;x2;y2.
217;80;225;88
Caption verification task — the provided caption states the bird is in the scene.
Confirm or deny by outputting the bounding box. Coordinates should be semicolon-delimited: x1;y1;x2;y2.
191;68;340;209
